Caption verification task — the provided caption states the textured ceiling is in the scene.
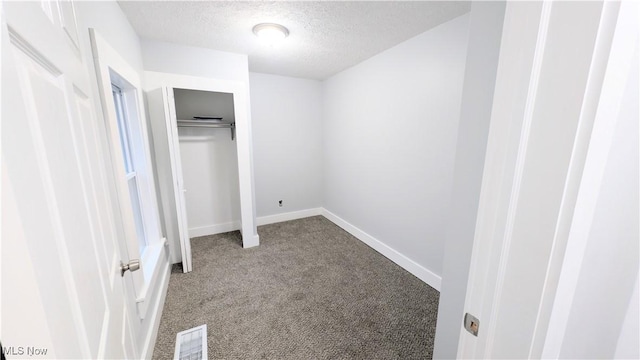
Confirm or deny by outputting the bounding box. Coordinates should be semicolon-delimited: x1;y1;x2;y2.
118;1;471;80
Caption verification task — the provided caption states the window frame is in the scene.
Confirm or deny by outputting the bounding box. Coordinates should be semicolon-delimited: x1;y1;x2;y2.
91;28;167;321
111;83;148;255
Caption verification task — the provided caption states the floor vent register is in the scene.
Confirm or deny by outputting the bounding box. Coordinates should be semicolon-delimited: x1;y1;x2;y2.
174;324;207;360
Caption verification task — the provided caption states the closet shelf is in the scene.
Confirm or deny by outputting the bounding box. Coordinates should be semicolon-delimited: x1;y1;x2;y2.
176;119;236;140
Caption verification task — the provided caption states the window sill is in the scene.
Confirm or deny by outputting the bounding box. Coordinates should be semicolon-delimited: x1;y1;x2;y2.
135;237;169;320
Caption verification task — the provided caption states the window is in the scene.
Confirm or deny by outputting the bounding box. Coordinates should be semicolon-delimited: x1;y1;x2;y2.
94;31;165;320
112;84;147;255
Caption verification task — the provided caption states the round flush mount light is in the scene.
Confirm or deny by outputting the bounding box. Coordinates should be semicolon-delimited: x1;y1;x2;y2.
252;23;289;45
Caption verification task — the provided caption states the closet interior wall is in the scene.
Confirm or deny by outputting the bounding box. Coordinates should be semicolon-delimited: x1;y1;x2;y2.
173;89;242;238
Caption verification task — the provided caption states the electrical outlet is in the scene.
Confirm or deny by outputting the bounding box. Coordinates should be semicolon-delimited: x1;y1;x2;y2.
278;200;283;207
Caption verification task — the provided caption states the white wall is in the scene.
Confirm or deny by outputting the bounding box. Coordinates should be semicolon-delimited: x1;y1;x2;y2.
76;1;144;73
249;73;323;218
322;14;470;287
177;128;241;236
433;3;505;358
142;40;249;83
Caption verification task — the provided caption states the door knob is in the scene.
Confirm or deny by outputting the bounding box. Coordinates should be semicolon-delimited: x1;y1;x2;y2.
120;259;141;277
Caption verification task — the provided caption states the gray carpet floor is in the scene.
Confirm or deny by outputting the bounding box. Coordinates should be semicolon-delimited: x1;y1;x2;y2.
152;216;440;360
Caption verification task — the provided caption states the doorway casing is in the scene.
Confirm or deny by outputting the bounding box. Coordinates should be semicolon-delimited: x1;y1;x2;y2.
145;71;260;272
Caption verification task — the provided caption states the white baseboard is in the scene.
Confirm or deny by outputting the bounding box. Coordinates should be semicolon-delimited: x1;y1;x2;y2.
187;207;323;238
188;221;240;238
140;261;171;359
184;209;440;290
321;208;442;291
256;208;323;226
186;208;321;247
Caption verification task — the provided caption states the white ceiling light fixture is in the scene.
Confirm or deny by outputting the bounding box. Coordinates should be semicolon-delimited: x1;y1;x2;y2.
253;23;289;46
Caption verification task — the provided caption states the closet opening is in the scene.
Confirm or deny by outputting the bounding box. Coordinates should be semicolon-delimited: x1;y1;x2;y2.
147;76;260;274
173;88;242;251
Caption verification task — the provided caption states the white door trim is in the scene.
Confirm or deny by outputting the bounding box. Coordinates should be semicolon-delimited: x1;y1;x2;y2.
457;3;549;356
458;2;621;358
539;2;638;357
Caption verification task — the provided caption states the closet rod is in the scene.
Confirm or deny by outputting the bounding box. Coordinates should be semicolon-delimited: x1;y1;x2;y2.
176;120;236;140
177;119;233;127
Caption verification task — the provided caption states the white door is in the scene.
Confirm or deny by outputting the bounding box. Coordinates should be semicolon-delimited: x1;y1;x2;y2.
1;2;138;358
164;87;193;272
147;87;192;272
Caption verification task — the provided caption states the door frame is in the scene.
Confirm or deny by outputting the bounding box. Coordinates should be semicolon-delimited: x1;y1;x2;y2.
144;71;260;272
539;2;638;357
457;1;634;358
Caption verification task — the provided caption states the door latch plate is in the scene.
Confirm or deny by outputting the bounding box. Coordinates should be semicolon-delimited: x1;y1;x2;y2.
464;313;479;336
